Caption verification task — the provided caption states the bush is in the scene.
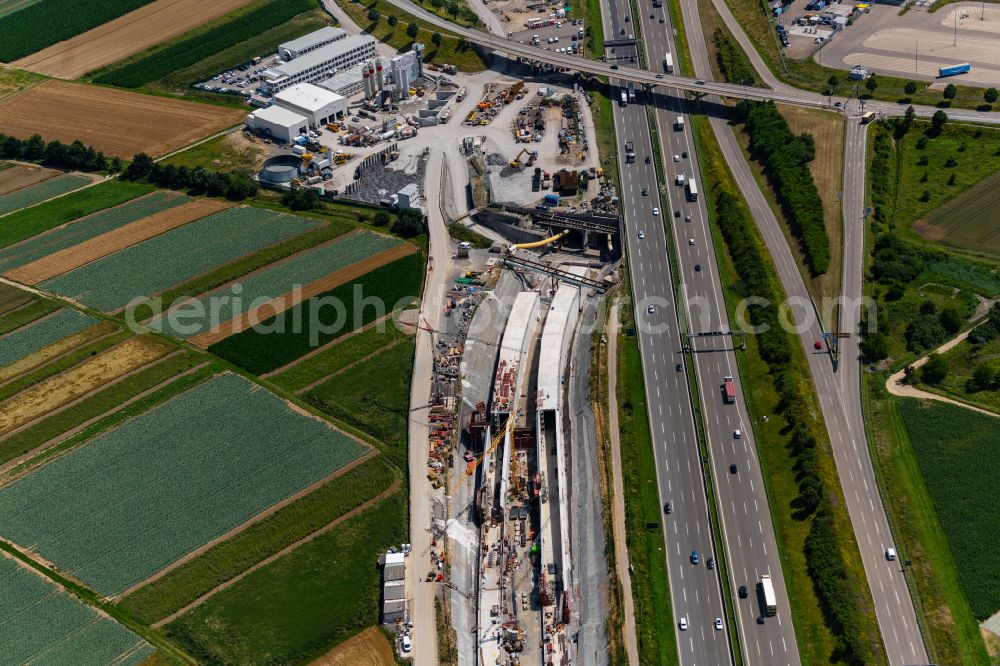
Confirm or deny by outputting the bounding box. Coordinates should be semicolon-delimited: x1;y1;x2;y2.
860;331;889;363
712;28;756;85
0;133;109;173
921;354;949;384
281;188;321;211
373;211;391;226
121;152;256;201
392;208;425;237
738;101;829;274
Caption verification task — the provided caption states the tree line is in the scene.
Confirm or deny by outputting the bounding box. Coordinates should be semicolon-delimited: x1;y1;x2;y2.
121;153;257;201
715;185;877;663
0;133;118;174
736;101;830;275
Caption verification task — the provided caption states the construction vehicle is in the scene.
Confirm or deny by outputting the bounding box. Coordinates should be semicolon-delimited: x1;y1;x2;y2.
416;85;425;97
333;152;352;165
510;148;536;168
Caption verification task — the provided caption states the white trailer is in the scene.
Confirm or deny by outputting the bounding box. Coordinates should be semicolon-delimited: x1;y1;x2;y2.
761;574;777;616
674;116;684;131
663;53;674;73
685;178;698;202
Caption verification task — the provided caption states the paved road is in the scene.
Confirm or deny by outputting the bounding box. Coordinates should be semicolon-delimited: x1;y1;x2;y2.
631;2;799;662
405;148;450;666
606;303;641;666
601;0;732;661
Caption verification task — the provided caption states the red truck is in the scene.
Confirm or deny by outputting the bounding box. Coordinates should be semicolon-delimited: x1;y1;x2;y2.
723;376;735;404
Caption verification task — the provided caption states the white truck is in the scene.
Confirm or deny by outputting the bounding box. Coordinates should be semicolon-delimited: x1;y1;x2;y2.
663;53;674;73
761;574;777;616
685;178;698;202
674;116;684;131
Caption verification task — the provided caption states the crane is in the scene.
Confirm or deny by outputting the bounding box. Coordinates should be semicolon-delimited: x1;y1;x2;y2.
460;410;516;483
417;317;445;405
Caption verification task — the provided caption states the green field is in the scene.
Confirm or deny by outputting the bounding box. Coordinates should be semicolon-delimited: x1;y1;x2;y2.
0;308;97;368
119;456;397;624
0;174;92;216
0;0;156;61
0;552;154;664
0;180;153;249
305;336;415;463
165;490;406;665
40;207;320;311
334;0;487;72
0;372;367;595
918;169;1000;259
92;0;314;88
272;322;408;392
209;252;424;374
901;398;1000;620
0;0;44;18
0;282;31;315
0;351;203;468
0;298;58;336
914;333;1000;414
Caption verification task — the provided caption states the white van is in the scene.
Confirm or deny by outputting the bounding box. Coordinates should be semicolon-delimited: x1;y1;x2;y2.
675;173;685;186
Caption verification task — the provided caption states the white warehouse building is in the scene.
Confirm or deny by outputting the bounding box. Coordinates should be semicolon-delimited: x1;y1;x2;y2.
260;35;377;94
278;26;346;61
274;83;347;127
246;105;309;143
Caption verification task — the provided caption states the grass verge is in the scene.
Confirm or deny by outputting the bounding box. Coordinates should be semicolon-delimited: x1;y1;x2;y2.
118;456;398;624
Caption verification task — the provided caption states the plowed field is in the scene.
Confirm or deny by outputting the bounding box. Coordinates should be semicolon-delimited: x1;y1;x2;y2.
0;81;244;157
0;163;57;196
8;198;230;284
0;335;170;436
13;0;253;80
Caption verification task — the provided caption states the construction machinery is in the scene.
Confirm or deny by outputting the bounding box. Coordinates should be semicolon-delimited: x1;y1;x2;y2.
510;148;538;169
461;410;516;483
333;152;352;165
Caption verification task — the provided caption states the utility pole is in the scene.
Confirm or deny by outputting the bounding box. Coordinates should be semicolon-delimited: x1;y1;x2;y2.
954;10;958;46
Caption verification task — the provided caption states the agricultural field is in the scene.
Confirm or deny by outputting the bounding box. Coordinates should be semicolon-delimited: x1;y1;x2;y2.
0;64;45;97
39;206;320;312
210;252;424;374
0;308;97;368
165;490;406;665
0;552;154;664
0;180;154;250
0;81;245;157
901;398;1000;620
93;0;315;89
270;320;408;392
0;0;156;62
8;197;231;285
13;0;254;80
177;232;409;345
0;281;31;315
0;188;181;271
0;173;94;216
310;626;397;666
916;169;1000;259
0;320;118;388
118;456;396;624
0;372;368;595
0;163;58;196
0;0;44;18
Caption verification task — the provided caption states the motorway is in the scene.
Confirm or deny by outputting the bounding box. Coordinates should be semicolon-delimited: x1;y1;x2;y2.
601;0;732;660
632;1;801;663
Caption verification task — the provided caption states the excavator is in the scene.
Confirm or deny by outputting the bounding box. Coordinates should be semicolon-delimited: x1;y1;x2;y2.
510;148;538;169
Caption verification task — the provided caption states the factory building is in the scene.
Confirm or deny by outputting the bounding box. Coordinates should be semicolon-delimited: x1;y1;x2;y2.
273;83;347;127
246;105;309;143
259;35;377;94
278;26;346;61
318;57;389;98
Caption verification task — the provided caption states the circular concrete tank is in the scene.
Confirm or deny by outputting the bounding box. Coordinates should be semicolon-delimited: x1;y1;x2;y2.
260;154;301;184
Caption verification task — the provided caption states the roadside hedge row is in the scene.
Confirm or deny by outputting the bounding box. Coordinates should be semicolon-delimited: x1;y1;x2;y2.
713;182;878;663
712;28;756;86
93;0;314;87
737;101;830;275
869;124;897;227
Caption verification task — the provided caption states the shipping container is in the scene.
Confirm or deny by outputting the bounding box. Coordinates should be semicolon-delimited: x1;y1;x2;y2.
939;62;971;77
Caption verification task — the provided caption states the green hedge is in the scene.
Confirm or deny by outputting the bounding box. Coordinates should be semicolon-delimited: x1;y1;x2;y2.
93;0;314;87
0;0;155;61
738;101;830;275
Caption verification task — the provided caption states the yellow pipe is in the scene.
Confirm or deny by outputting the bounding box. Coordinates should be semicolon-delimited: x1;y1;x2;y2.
510;229;569;251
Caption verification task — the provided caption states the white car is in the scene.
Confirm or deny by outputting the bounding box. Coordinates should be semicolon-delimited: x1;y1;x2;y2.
652;207;660;216
401;635;412;652
673;154;680;162
638;230;645;239
714;618;723;631
679;617;688;630
885;547;897;561
734;429;742;439
688;238;695;246
676;174;685;185
647;304;655;314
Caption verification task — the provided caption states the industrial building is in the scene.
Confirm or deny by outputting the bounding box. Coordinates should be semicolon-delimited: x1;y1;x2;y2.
273;83;347;127
245;105;309;143
278;26;346;61
259;34;377;94
380;551;407;624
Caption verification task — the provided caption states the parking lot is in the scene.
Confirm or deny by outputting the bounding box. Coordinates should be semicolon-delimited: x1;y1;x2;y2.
194;55;279;98
509;18;587;58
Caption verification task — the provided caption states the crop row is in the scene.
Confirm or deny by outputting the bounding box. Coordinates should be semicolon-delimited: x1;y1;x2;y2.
0;174;91;216
0;308;97;368
210;252;424;374
0;0;155;61
94;0;314;88
157;231;401;339
0;190;186;274
40;207;320;311
0;180;154;250
0;553;150;663
0;372;367;595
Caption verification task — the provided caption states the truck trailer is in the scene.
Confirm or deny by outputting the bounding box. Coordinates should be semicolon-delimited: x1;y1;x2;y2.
761;574;777;616
939;62;971;77
674;116;685;130
686;178;698;202
625;141;636;163
663;53;674;73
723;375;735;403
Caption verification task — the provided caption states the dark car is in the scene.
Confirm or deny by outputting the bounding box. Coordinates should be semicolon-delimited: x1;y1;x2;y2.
707;557;715;570
676;363;683;372
644;155;651;163
611;64;619;69
730;463;738;474
682;151;688;158
659;17;664;22
739;585;748;598
694;263;702;272
663;502;672;514
674;209;681;218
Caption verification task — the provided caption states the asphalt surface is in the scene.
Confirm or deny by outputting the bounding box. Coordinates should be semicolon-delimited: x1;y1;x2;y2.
601;0;732;661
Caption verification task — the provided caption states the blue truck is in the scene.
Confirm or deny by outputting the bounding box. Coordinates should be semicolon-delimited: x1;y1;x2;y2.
939;63;971;77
